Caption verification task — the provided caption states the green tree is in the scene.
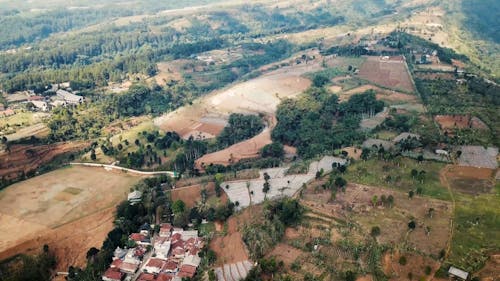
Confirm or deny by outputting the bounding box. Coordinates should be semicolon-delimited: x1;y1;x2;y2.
172;200;186;214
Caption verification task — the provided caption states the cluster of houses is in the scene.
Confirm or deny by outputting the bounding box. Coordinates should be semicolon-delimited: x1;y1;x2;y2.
102;223;204;281
2;82;84;114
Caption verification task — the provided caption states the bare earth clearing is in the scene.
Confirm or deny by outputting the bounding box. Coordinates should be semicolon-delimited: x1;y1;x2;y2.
0;166;144;270
155;55;350;169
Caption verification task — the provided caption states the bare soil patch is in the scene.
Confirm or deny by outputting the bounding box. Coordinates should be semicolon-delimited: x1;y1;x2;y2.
154;56;329;144
341;147;362;160
475;253;500;281
171;182;228;208
443;165;495;195
383;252;440;281
358;56;415;93
0;141;89;180
435;115;489;132
0;166;144;269
210;206;259;265
267;243;303;266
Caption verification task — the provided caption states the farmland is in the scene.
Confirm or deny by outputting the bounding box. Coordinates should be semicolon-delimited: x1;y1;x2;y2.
0;166;144;270
358;56;415;93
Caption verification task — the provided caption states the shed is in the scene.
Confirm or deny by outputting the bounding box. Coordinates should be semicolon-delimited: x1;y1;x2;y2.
448;266;469;280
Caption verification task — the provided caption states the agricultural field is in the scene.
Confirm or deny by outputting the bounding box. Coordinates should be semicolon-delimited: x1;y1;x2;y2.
358;56;415;93
343;157;451;201
0;166;144;270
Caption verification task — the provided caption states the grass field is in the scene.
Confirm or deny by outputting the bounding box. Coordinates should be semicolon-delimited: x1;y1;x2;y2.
0;166;144;270
344;158;451;201
447;183;500;272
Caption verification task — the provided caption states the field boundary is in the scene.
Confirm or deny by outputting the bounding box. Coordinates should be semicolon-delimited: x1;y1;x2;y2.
69;162;177;177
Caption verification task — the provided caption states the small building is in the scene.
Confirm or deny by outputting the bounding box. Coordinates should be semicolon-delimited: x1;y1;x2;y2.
177;264;197;279
143;258;166;275
129;233;151;246
162;260;178;274
157;273;174;281
159;223;173;238
102;268;124;281
56;89;83;104
137;273;156;281
113;247;127;260
127;190;142;204
435;149;449;156
448;266;469;280
118;262;138;275
140;223;151;235
182;255;201;268
30;100;49;111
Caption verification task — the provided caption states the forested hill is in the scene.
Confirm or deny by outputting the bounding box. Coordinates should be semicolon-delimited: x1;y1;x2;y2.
0;0;226;50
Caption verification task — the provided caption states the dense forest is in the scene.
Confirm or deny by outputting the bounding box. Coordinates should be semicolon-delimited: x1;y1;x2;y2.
272;87;384;158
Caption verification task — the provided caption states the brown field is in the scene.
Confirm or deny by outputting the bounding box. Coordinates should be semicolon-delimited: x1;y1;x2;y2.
0;141;89;180
151;59;190;86
267;243;303;266
414;72;455;80
301;183;452;256
195;122;273;170
443;165;495;195
0;166;144;270
171;182;228;209
475;253;500;281
210;206;259;265
358;56;415;93
337;84;417;103
383;251;440;281
155;56;339;167
434;115;489;131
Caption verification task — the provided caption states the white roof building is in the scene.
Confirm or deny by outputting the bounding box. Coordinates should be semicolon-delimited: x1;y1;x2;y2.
56;89;83;104
182;255;201;267
127;190;142;204
30;100;49;111
448;266;468;280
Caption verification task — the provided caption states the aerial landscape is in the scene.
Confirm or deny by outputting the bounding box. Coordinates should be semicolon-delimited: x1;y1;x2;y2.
0;0;498;281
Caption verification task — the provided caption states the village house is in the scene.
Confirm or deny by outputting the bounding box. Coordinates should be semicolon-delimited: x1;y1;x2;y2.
128;190;143;204
159;223;173;238
56;89;83;104
448;266;469;280
102;268;124;281
129;233;151;246
30;100;49;111
144;258;167;275
154;236;171;260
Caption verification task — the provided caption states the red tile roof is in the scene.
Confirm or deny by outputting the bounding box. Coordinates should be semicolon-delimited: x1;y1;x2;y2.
137;273;156;281
110;259;123;268
119;262;138;273
103;268;123;280
145;258;165;269
129;233;146;241
157;273;174;281
162;260;178;271
178;264;197;278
